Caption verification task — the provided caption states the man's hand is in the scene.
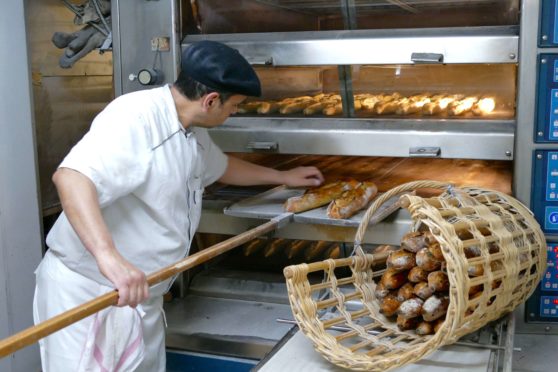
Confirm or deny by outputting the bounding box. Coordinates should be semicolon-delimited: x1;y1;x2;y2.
95;249;149;307
281;166;324;187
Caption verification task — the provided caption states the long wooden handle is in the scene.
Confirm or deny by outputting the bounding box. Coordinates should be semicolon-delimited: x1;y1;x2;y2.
0;213;292;358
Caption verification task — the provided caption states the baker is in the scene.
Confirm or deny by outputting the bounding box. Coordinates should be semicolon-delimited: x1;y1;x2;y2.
33;40;324;371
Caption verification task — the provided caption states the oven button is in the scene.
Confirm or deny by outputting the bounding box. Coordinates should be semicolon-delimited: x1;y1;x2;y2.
137;68;162;85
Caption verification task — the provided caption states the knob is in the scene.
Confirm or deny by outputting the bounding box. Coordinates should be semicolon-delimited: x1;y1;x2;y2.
137;68;162;85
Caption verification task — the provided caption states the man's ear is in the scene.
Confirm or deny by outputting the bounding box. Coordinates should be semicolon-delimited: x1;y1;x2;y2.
201;92;221;111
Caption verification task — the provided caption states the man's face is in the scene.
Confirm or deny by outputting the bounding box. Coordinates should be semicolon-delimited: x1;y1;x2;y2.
202;94;247;127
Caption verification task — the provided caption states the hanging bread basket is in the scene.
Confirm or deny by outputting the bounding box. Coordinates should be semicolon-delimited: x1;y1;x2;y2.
284;180;547;371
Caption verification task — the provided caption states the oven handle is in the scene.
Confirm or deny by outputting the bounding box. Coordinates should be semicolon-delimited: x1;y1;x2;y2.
246;141;279;151
411;52;444;64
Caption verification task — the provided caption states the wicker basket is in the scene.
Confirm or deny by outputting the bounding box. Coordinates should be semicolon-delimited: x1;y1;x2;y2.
284;180;547;371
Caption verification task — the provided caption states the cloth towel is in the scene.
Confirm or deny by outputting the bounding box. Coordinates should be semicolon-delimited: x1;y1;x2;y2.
77;304;145;372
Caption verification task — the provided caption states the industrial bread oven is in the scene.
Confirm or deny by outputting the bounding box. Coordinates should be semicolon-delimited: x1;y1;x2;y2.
109;0;556;369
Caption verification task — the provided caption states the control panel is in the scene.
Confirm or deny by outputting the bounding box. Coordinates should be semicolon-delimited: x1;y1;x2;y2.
535;55;558;142
532;150;558;234
540;0;558;47
527;245;558;321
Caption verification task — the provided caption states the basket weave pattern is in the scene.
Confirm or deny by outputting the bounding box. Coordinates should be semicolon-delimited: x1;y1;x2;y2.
284;181;547;371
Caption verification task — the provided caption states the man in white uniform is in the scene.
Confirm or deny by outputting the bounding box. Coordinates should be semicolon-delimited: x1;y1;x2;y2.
34;41;324;371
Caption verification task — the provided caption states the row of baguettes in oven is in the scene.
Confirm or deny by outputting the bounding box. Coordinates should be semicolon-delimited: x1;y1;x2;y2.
236;92;496;116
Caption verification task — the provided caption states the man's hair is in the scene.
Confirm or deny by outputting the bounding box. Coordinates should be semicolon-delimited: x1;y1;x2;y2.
174;71;234;103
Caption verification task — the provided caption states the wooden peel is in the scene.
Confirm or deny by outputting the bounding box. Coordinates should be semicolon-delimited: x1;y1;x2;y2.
0;213;293;359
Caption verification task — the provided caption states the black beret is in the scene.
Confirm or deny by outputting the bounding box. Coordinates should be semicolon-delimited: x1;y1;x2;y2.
181;40;261;97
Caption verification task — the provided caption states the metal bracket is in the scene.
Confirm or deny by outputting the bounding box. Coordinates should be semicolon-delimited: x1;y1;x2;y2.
411;52;444;64
409;146;441;157
246;141;278;152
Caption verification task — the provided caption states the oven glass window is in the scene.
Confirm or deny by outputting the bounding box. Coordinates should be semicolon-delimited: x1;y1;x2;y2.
184;0;519;35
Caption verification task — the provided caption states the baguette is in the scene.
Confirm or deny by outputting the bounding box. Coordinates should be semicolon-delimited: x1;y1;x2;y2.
243;238;266;256
304;241;331;261
326;181;378;219
286;240;308;259
387;250;416;272
380;268;409;290
237;101;263;114
323;102;343;116
284;179;359;213
257;101;280;114
408;266;428;283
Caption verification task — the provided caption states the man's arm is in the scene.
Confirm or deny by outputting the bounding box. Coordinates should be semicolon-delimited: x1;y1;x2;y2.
218;155;324;187
52;168;149;307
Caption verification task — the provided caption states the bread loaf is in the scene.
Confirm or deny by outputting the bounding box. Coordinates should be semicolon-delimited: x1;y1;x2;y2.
386;250;416;272
396;283;415;302
397;315;419;331
397;298;424;319
428;271;449;292
380;268;409;290
286;240;308;259
326;181;378;219
401;231;428;253
380;294;401;317
422;295;449;321
257;101;280;114
408;266;428;283
416;321;434;335
413;282;434;300
374;281;391;299
416;248;442;271
284;179;359;213
243;238;266;256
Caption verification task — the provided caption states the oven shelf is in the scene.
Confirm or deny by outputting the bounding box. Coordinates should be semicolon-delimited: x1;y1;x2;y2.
183;26;518;65
209;118;514;160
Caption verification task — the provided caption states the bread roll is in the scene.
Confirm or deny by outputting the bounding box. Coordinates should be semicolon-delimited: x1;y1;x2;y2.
427;240;444;261
280;100;314;114
414;282;434;300
468;263;484;277
257;101;280;114
433;318;445;333
324;244;341;259
397;315;419;331
323;102;343;116
408;266;428;283
416;248;442;271
401;231;428;253
374;281;390;299
286;240;308;259
422;295;449;321
416;321;434;335
464;246;481;258
375;101;399;115
264;239;289;258
397;298;424;319
397;283;415;302
380;268;409;290
387;250;416;272
428;271;449;292
237;101;264;114
380;294;401;317
243;238;266;256
304;241;330;261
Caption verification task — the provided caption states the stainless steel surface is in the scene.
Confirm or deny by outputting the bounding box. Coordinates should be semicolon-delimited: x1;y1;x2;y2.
200;200;412;245
112;0;180;96
211;118;515;160
0;1;43;370
256;329;493;372
512;0;540;208
503;313;515;372
164;270;294;359
183;26;518;65
223;186;401;227
512;333;558;372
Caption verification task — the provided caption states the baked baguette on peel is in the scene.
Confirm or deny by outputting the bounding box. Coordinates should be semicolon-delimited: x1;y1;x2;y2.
326;181;378;219
284;179;359;213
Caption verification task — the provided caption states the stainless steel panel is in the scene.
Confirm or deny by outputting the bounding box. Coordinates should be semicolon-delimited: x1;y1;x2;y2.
183;27;518;65
112;0;180;96
209;118;515;160
199;201;411;245
33;76;113;212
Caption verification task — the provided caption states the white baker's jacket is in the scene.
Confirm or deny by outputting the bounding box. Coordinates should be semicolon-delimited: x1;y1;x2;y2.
46;85;228;296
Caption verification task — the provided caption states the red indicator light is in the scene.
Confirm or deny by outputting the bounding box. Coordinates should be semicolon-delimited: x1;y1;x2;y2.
553;299;558;305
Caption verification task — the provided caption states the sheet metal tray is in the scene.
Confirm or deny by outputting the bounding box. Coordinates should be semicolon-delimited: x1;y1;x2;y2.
223;185;402;227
